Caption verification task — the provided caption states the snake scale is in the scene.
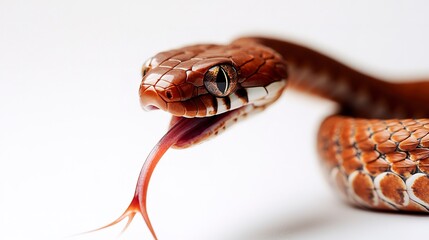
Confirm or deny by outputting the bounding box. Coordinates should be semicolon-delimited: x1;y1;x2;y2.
94;37;429;239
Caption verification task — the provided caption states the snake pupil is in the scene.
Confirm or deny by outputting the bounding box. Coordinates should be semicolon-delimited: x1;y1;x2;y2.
216;67;229;94
204;64;237;97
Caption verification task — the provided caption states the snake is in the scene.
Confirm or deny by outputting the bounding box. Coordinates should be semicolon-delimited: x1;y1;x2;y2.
93;37;429;239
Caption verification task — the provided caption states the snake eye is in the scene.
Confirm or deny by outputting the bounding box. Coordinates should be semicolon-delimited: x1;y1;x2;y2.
204;64;237;97
142;58;152;77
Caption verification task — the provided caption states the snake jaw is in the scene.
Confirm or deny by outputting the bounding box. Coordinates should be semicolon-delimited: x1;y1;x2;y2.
169;79;287;148
139;77;287;148
169;105;254;149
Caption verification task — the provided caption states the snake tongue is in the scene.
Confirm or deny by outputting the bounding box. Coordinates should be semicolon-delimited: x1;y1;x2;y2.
134;111;239;236
132;116;202;238
95;113;232;239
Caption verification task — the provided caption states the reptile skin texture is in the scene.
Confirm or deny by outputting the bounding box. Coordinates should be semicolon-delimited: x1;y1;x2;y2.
232;37;429;212
141;37;429;211
319;117;429;211
97;36;429;240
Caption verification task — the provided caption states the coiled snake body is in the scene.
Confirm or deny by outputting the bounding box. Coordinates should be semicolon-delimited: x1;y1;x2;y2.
96;37;429;239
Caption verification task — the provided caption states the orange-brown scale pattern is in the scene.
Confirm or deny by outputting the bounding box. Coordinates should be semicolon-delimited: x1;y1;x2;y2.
319;116;429;211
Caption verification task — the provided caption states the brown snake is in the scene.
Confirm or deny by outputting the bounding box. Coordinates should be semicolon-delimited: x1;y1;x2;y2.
94;37;429;239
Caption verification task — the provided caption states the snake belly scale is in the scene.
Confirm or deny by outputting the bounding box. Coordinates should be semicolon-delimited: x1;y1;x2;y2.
94;36;429;239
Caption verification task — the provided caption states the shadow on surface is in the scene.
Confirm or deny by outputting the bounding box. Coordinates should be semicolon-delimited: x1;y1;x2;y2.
232;197;429;240
230;198;369;240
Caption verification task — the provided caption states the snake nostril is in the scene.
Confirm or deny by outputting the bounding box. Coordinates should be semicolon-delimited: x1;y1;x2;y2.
165;90;173;99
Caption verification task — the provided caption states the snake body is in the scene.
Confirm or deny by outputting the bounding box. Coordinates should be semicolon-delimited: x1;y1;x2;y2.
98;37;429;239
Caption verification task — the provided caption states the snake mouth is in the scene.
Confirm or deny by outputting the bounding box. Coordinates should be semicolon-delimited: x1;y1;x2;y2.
168;105;251;148
145;105;160;111
139;88;254;148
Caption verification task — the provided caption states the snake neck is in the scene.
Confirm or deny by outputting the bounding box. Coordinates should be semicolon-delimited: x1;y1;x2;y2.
234;37;429;119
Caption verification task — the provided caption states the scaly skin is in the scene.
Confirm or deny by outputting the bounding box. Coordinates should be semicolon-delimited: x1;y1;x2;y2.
237;37;429;212
139;42;287;119
319;117;429;211
95;37;429;239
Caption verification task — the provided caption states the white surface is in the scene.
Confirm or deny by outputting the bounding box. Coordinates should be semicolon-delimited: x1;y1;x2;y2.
1;1;429;239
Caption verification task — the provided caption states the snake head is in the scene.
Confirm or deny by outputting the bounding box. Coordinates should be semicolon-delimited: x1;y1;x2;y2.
97;42;288;239
139;42;288;148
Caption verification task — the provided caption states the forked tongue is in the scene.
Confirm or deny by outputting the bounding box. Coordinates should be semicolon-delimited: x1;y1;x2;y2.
90;116;211;239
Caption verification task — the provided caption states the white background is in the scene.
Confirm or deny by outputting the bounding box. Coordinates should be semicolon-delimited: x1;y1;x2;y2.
1;1;429;239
